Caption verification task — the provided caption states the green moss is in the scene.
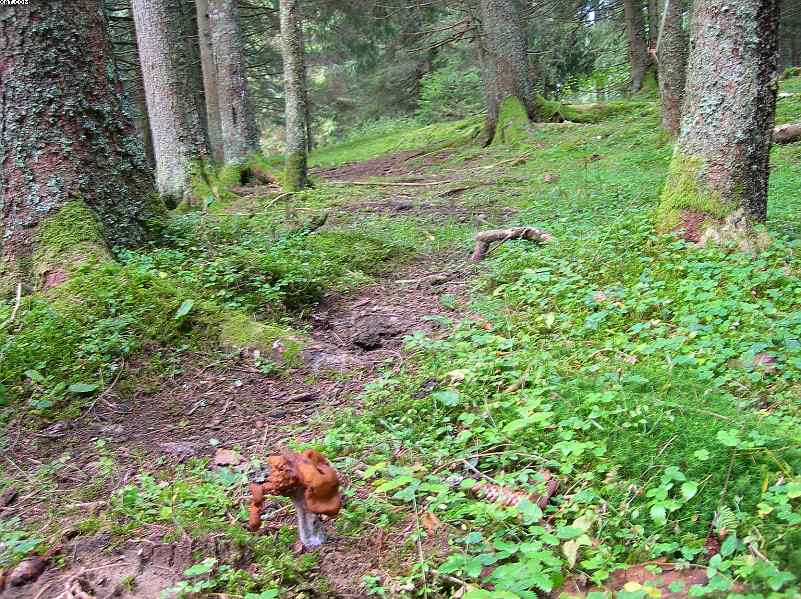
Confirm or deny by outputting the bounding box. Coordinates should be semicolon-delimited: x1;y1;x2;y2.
560;101;652;124
780;66;801;81
632;68;659;99
32;201;111;286
217;164;244;188
656;154;727;233
491;96;531;145
284;151;308;192
219;313;304;367
533;95;565;123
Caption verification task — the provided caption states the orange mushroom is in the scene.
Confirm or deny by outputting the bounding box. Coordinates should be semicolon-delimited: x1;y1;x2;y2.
248;449;342;549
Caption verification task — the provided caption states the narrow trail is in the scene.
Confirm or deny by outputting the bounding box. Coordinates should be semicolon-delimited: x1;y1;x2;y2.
1;150;518;598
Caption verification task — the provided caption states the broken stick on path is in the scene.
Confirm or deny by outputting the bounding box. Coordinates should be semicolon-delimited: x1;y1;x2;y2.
471;227;553;261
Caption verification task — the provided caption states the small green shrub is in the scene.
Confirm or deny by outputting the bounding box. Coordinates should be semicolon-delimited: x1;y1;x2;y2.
416;65;484;123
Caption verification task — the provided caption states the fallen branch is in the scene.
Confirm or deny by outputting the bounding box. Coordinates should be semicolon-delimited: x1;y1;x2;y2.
437;181;491;197
773;123;801;145
327;179;452;187
471;227;554;262
0;283;22;330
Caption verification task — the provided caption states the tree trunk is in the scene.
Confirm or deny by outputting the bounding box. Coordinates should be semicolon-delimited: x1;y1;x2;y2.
657;0;780;248
132;0;209;205
622;0;654;93
0;1;158;290
180;0;209;146
478;0;537;144
279;0;309;191
648;0;659;49
657;0;688;135
131;35;157;169
197;0;224;162
209;0;259;165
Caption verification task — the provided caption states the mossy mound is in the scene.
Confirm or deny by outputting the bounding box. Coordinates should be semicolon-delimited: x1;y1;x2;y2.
33;201;112;289
655;154;728;234
219;312;304;367
491;96;532;145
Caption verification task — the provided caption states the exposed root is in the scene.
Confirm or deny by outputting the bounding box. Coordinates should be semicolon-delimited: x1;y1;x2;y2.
773;123;801;144
471;226;553;261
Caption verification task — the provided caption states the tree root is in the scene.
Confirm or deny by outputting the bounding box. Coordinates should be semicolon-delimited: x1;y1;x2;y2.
773;123;801;145
470;227;553;261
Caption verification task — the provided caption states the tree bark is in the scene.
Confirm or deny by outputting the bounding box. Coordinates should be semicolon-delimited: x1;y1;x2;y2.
648;0;660;49
0;1;157;287
209;0;259;165
657;0;780;246
132;0;209;205
279;0;309;191
197;0;224;162
180;0;209;146
657;0;688;135
478;0;537;144
622;0;654;93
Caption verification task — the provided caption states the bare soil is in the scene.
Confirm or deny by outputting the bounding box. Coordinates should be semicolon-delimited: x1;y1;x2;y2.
1;150;514;597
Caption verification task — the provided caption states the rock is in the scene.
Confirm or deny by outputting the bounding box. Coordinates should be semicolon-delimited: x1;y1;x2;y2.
159;442;200;460
301;345;369;372
543;173;559;183
0;486;18;508
8;557;46;587
214;449;243;467
352;316;405;351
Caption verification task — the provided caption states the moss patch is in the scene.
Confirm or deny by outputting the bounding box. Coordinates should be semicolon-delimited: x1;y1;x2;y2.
492;96;531;145
219;313;304;367
656;153;728;234
32;201;111;288
284;151;308;192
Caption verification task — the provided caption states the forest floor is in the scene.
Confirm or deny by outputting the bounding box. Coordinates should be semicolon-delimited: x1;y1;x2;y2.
4;78;801;599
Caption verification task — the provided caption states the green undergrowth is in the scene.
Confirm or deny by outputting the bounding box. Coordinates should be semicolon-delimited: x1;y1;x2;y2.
310;116;482;168
302;79;801;597
4;78;801;598
0;192;410;426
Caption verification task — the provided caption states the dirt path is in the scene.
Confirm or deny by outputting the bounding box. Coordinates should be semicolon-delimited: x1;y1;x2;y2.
0;148;520;598
3;267;483;597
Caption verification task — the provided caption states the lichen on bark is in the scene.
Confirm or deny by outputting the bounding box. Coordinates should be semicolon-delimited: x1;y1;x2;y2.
656;0;780;247
132;0;209;205
0;2;160;292
478;0;537;145
279;0;310;191
209;0;259;165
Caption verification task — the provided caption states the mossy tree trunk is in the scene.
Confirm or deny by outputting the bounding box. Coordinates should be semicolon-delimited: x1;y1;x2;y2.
197;0;225;162
0;1;158;290
657;0;780;246
209;0;259;165
279;0;310;191
132;0;209;205
623;0;655;93
657;0;688;135
478;0;537;144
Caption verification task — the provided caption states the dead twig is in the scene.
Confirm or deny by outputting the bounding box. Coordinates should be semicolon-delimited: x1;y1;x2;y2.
327;179;453;187
0;282;22;330
471;227;553;261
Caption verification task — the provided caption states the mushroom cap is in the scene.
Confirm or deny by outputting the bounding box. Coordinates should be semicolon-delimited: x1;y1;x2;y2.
261;454;300;495
293;449;342;517
259;449;342;517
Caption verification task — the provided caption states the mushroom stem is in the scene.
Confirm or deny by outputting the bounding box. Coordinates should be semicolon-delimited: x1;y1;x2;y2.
292;495;326;549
